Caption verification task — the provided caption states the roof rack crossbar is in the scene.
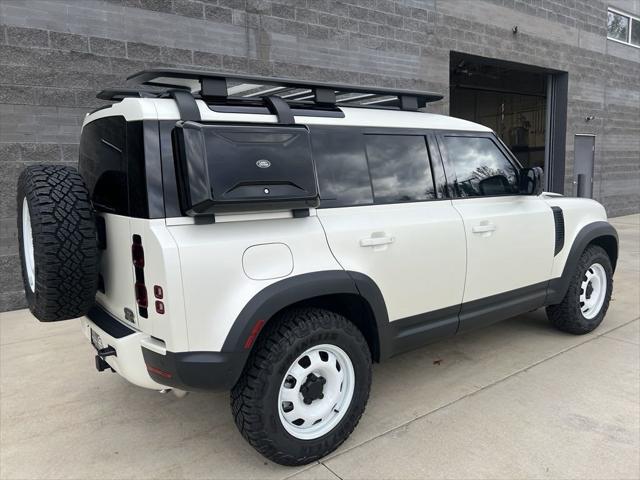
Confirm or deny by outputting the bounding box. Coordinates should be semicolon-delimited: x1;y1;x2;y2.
280;89;313;99
127;68;443;111
361;96;397;105
336;93;376;103
244;86;288;98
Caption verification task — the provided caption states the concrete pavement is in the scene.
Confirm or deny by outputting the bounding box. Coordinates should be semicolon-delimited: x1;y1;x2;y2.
1;215;638;480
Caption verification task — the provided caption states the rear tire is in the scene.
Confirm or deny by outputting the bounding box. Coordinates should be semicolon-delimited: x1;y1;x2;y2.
546;245;613;335
17;165;99;321
230;308;371;466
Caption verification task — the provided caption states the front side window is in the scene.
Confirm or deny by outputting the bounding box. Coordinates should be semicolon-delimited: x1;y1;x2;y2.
364;135;435;203
441;136;520;197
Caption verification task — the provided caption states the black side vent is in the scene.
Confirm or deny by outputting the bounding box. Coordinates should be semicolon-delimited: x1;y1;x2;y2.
551;206;565;256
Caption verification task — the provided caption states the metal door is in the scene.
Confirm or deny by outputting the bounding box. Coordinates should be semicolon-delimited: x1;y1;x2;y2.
574;134;595;198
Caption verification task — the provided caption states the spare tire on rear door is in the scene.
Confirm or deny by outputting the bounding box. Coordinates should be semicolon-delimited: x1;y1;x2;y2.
17;165;99;322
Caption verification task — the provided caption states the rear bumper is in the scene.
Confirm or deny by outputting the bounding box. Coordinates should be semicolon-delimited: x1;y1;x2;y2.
82;307;165;390
141;348;246;392
84;305;246;392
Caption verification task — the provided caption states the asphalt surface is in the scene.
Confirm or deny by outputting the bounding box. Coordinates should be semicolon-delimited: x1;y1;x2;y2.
1;215;638;480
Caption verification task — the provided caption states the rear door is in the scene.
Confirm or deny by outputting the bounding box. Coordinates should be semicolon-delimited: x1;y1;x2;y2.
79;117;139;325
437;132;555;332
314;127;466;344
79;116;159;336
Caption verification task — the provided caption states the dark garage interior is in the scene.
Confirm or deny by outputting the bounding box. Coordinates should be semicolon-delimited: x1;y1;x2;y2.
450;52;549;173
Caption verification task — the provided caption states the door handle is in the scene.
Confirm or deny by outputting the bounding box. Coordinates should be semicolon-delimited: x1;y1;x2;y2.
472;224;497;234
360;235;395;247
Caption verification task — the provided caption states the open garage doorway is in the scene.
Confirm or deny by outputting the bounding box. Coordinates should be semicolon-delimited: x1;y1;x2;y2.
449;52;568;193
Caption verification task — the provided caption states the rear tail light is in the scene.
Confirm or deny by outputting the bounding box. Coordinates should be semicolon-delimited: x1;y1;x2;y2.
135;282;148;308
155;300;165;314
132;235;148;318
132;244;145;268
131;236;165;318
132;235;144;267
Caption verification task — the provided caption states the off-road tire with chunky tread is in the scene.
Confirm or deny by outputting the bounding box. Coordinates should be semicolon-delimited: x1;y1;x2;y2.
546;245;613;335
17;165;99;322
230;307;372;466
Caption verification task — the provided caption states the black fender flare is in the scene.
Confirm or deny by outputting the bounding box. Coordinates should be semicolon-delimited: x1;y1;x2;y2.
547;221;618;304
221;270;390;358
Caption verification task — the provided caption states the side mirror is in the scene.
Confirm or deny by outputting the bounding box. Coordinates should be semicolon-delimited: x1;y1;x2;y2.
520;167;544;195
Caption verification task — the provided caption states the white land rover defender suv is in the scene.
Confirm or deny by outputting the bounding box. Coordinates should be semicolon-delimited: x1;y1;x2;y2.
16;69;618;466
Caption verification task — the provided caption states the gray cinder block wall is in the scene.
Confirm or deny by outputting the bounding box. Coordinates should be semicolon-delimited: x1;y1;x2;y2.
1;0;639;311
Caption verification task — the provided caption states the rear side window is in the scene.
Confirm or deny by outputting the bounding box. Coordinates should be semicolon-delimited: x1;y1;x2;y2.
364;135;435;203
79;116;128;214
311;131;374;208
441;136;519;197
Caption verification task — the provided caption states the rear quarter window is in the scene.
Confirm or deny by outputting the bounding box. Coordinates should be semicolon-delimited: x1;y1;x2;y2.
364;134;435;203
79;116;129;215
311;130;374;208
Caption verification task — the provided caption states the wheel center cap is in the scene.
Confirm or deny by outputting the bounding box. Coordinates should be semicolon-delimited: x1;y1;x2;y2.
586;282;594;299
300;373;326;405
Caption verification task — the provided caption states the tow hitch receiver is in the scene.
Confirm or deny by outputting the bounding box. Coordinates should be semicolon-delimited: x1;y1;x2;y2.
95;346;116;372
95;355;112;372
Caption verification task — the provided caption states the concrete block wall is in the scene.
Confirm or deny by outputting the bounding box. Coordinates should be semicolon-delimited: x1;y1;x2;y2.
1;0;638;311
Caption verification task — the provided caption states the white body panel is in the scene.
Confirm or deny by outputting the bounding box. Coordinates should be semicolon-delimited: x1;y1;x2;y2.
95;214;189;351
542;196;608;279
167;213;342;351
128;217;189;352
452;195;555;302
317;202;467;321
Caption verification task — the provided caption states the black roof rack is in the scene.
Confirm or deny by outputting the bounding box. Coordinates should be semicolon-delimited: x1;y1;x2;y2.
126;68;443;111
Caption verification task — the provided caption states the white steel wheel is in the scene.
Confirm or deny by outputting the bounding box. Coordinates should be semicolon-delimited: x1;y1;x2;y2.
278;344;355;440
22;197;36;292
580;263;607;320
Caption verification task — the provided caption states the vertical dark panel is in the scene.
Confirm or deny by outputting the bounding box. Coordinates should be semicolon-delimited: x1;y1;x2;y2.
126;121;149;218
426;133;448;199
142;120;165;218
159;121;183;218
547;73;568;194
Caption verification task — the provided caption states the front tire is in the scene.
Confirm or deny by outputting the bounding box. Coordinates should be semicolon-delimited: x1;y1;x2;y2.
230;308;372;466
546;245;613;334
